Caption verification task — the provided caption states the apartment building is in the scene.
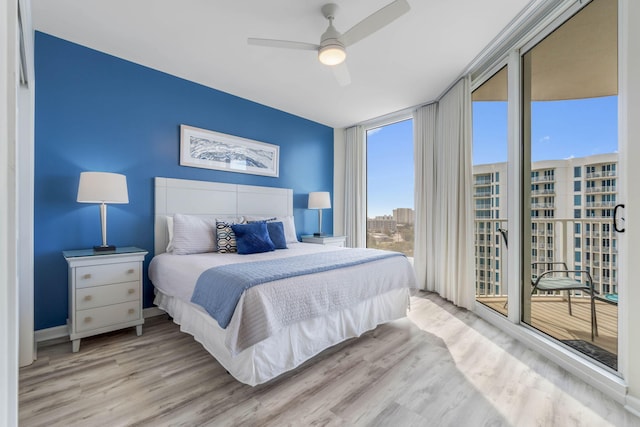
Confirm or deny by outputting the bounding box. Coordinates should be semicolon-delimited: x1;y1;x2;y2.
474;153;618;298
393;208;415;225
367;215;397;234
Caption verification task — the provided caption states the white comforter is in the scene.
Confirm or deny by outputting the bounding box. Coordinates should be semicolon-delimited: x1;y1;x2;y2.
149;243;417;355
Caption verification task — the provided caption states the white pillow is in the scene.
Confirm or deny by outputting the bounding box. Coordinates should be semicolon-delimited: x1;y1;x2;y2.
171;214;217;255
245;215;298;243
165;216;174;252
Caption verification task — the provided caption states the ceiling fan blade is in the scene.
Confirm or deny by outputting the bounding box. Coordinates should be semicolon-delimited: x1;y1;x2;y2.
247;38;319;51
340;0;410;47
332;62;351;86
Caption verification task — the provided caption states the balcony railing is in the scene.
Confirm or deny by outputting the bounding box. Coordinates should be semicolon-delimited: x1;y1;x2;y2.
531;203;555;209
531;175;555;183
586;170;616;179
474;217;619;299
531;189;555;195
586;186;617;194
585;201;616;208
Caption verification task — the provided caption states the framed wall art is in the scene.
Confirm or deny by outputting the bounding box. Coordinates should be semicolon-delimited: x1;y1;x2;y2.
180;125;279;177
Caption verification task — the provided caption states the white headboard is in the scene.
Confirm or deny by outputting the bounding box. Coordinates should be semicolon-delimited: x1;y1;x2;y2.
154;177;293;255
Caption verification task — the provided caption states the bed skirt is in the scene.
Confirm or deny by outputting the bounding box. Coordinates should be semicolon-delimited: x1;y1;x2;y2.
154;287;410;386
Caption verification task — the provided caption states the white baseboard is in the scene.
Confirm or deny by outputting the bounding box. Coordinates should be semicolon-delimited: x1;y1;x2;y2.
626;394;640;418
143;306;166;318
34;325;68;343
34;307;167;344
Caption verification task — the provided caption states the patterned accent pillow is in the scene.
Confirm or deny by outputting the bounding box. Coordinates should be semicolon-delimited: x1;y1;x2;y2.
216;218;243;253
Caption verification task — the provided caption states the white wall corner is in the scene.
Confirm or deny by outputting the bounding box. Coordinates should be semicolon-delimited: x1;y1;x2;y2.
17;0;35;368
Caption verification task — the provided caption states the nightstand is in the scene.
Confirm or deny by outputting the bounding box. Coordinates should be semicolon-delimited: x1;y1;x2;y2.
301;235;347;247
63;247;148;352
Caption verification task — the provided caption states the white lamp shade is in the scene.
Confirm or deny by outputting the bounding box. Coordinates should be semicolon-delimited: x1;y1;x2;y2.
308;191;331;209
77;172;129;204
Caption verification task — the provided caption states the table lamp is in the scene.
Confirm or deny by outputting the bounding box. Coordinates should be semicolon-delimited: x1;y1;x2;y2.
77;171;129;252
308;191;331;236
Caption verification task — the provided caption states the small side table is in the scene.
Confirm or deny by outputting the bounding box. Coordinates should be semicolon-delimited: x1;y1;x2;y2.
301;235;347;247
63;246;148;352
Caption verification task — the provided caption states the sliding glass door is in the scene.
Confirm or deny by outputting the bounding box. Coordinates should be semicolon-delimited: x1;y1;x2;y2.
521;0;619;370
472;66;509;316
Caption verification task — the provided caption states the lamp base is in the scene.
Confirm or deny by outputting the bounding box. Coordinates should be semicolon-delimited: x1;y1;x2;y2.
93;245;116;252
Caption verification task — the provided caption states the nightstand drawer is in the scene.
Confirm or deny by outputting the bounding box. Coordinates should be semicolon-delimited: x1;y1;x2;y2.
76;281;140;310
76;301;141;333
75;262;140;288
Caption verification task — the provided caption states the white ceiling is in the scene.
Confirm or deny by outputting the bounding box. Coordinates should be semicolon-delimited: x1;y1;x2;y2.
31;0;534;128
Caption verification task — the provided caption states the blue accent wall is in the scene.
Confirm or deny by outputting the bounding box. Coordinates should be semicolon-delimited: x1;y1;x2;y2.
34;32;334;330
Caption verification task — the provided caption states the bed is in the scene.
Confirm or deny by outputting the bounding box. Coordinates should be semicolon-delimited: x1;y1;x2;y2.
149;177;417;386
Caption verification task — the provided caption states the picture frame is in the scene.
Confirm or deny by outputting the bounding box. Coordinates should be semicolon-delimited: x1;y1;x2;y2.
180;124;280;177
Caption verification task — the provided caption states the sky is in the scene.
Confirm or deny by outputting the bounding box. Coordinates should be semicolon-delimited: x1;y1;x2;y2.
367;119;413;218
473;96;618;164
366;96;618;218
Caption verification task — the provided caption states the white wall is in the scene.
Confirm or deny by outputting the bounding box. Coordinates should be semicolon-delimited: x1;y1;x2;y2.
17;0;35;368
620;0;640;415
1;0;21;423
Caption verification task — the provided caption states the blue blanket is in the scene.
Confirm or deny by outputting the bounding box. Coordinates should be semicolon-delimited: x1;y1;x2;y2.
191;248;404;329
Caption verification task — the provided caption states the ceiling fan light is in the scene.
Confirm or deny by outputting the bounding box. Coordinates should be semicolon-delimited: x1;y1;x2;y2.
318;44;346;66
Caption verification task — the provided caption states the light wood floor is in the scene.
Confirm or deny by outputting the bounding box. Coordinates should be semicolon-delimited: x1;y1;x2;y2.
20;292;640;427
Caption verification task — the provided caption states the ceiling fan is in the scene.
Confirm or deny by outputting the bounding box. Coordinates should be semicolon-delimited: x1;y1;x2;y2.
247;0;411;86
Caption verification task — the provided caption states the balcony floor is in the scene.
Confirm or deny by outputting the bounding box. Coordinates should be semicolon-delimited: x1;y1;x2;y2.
476;296;618;368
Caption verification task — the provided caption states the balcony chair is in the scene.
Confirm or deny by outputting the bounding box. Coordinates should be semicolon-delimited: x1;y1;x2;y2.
531;262;598;341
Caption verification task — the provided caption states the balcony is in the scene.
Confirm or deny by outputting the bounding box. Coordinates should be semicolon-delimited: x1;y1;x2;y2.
474;217;619;369
531;203;555;209
476;295;618;364
587;170;617;179
474;190;492;198
585;186;617;194
531;175;555;183
585;201;616;208
531;189;555;195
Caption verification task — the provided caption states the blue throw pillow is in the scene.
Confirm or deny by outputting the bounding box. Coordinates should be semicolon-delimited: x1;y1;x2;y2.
266;221;288;249
231;222;275;254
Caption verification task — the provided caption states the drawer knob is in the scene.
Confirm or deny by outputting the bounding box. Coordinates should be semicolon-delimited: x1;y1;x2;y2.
128;288;135;295
84;316;92;323
127;269;135;274
128;308;135;315
84;295;92;301
82;274;92;280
